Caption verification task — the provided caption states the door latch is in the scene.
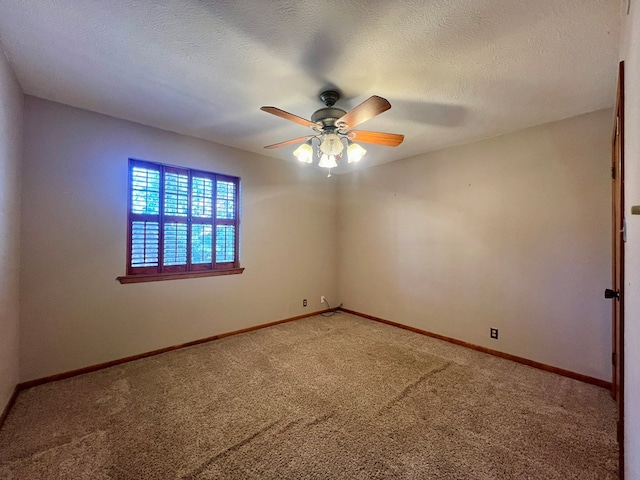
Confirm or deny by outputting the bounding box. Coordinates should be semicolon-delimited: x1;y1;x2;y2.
605;289;620;299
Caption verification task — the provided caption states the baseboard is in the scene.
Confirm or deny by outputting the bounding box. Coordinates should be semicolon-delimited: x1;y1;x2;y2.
18;310;328;391
340;308;611;390
0;385;20;430
11;306;610;421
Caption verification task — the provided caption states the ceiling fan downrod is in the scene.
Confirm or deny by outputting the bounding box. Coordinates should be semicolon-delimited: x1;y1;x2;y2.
319;90;340;107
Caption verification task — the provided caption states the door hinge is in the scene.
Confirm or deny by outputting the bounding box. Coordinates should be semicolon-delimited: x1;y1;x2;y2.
611;165;616;179
617;420;623;444
612;352;617;366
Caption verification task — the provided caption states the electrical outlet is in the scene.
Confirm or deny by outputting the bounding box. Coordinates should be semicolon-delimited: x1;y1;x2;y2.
490;328;498;339
321;296;326;305
303;299;307;307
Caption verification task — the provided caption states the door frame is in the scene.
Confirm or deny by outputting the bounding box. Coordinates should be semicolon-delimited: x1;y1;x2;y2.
611;60;625;478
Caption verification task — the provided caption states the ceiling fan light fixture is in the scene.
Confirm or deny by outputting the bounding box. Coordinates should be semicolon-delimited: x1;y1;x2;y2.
293;140;313;163
262;91;403;177
347;142;367;163
318;153;338;169
319;132;344;156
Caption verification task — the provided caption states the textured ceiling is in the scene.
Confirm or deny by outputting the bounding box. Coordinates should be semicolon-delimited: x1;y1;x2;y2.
0;0;621;173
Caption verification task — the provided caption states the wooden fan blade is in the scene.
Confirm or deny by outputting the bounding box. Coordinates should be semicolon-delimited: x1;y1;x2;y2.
261;106;317;128
264;136;314;149
348;130;404;147
336;96;391;129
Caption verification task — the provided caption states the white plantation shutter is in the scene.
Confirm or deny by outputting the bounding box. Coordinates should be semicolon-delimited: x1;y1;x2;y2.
126;160;240;277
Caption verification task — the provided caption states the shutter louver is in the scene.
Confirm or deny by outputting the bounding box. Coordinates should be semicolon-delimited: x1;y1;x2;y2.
192;177;213;218
216;225;235;263
163;223;188;266
192;224;213;264
164;172;189;216
216;180;236;219
131;221;159;267
131;167;160;215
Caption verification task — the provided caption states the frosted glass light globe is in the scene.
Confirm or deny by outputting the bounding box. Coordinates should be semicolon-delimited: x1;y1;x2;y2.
319;133;344;156
318;154;338;169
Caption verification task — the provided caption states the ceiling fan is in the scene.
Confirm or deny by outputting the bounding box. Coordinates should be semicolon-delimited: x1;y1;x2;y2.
261;90;404;176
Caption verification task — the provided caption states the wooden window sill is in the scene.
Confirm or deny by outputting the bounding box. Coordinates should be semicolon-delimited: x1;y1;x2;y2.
117;267;245;284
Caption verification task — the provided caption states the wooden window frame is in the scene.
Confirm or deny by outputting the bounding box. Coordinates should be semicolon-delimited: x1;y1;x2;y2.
117;159;243;284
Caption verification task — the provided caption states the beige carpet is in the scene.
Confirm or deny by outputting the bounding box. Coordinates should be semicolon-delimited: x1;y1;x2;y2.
0;313;618;479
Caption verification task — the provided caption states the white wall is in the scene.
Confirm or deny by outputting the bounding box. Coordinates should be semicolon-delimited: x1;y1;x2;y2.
338;110;612;381
0;45;22;410
620;3;640;478
19;97;338;381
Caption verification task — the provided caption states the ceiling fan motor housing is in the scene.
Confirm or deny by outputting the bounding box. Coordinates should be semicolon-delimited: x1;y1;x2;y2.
312;90;347;131
311;107;347;129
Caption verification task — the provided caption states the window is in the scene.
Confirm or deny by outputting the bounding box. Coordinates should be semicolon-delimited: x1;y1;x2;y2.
118;159;243;283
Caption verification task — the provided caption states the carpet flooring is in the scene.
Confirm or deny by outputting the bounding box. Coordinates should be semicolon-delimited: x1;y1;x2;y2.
0;312;618;479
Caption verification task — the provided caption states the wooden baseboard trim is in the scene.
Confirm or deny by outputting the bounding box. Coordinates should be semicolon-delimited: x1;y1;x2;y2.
14;307;610;403
340;308;611;390
18;310;328;391
0;385;20;430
